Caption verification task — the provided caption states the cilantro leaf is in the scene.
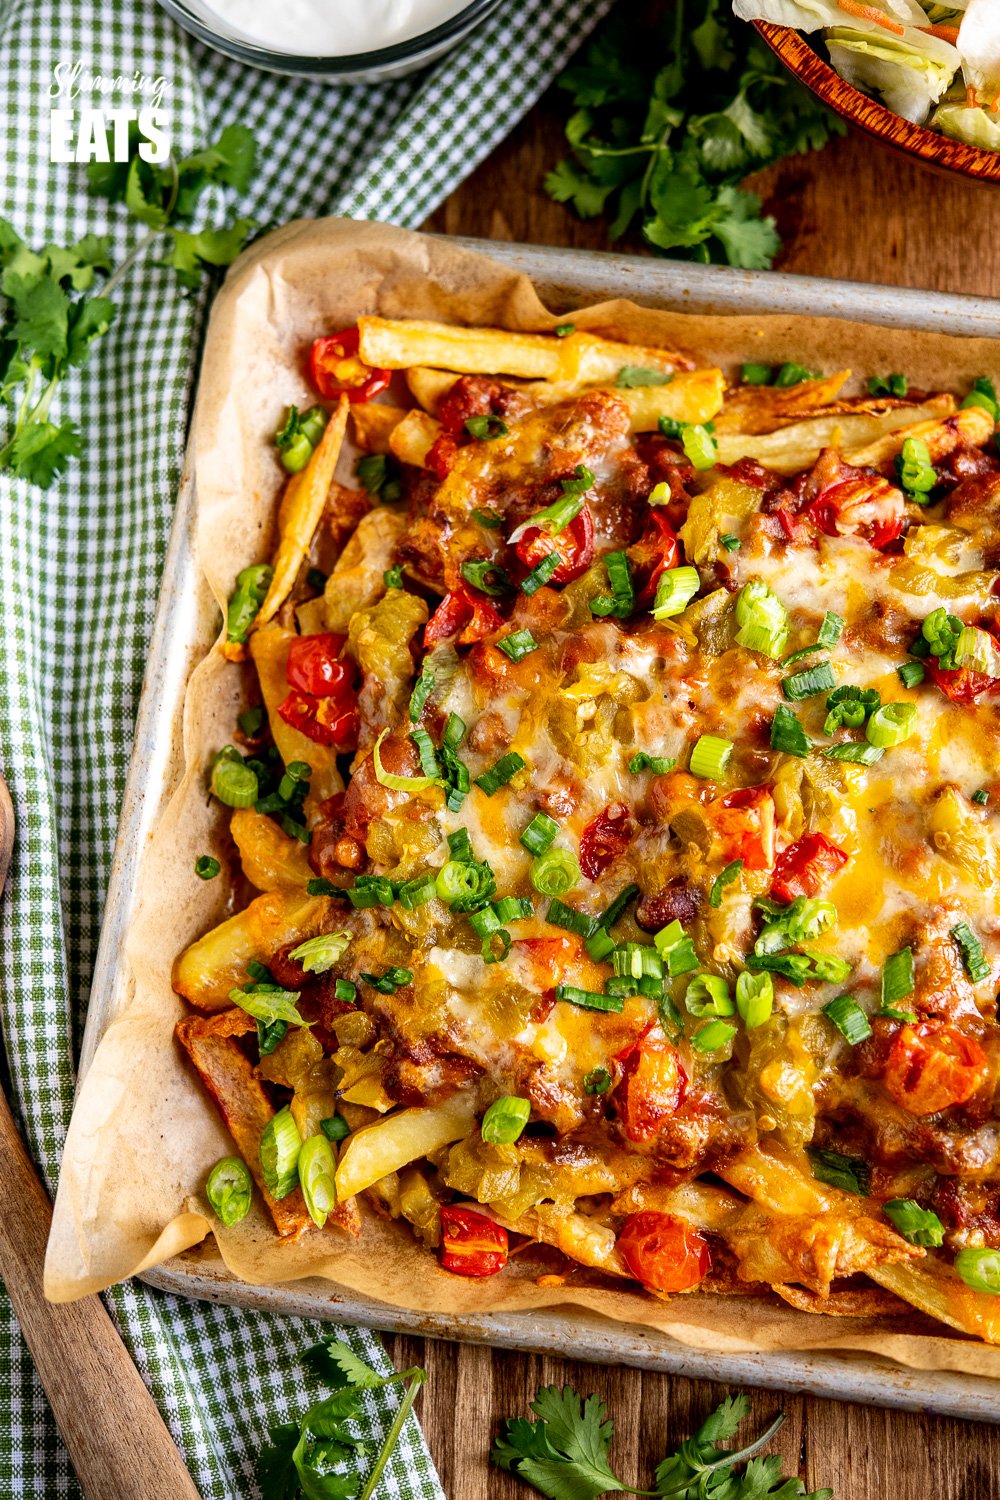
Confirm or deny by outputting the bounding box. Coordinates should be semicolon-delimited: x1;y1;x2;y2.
712;186;781;271
544;159;615;219
491;1385;623;1500
174;123;257;215
6;274;69;362
66;297;116;368
44;234;112;291
7;420;82;488
164;218;256;289
310;1339;386;1391
258;1423;301;1500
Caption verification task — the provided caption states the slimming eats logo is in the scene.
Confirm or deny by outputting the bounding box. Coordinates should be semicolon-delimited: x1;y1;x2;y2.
48;61;171;164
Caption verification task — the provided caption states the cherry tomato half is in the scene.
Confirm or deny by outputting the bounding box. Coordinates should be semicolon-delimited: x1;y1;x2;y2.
770;832;848;904
580;803;633;881
614;1028;687;1143
286;633;352;699
617;1211;710;1293
807;475;905;552
309;328;391;404
926;660;996;705
515;506;594;586
883;1022;990;1117
439;1204;508;1277
277;691;358;750
423;587;503;648
631;510;680;607
713;786;776;872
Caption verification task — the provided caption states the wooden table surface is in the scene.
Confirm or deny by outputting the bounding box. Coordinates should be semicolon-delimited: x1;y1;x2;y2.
407;87;1000;1500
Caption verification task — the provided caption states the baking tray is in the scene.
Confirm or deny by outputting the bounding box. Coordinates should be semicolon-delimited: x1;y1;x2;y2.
79;236;1000;1421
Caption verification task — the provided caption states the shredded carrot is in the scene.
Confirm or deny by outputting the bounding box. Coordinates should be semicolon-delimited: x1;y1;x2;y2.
968;83;979;109
836;0;905;36
917;23;960;43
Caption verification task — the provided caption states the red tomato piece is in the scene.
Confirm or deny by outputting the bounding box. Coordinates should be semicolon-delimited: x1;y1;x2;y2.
516;935;580;989
884;1023;990;1117
807;475;904;552
580;803;633;880
770;832;848;904
713;786;776;872
614;1028;687;1143
632;510;680;606
439;1204;508;1277
309;328;391;404
515;505;594;585
617;1211;710;1293
426;432;460;480
926;660;995;704
286;633;351;699
277;691;358;749
423;587;503;648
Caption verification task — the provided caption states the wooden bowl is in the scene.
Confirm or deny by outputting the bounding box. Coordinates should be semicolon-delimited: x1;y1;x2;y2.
754;21;1000;184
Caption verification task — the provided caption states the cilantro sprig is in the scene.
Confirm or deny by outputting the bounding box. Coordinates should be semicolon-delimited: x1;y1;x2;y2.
492;1385;832;1499
258;1337;427;1500
0;123;256;488
545;3;843;269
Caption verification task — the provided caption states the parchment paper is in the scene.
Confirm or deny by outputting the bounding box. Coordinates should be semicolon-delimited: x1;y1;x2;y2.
45;217;1000;1377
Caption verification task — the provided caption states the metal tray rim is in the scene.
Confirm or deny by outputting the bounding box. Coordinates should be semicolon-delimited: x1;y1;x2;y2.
79;232;1000;1421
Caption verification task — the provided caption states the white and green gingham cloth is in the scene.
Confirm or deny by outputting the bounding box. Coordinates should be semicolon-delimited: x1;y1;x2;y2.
0;0;614;1492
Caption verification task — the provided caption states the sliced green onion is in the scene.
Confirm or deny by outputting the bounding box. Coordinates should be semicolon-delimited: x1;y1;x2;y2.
360;966;413;994
584;1065;612;1095
256;1017;287;1056
824;684;879;735
238;704;265;737
435;858;495;912
493;895;533;923
961;376;1000;424
735;579;789;659
613;943;663;981
883;1198;944;1248
774;362;816;388
471;506;503;529
817;611;844;648
461;559;511;596
689;734;733;781
555;323;575;338
654;920;700;977
320;1114;350;1143
307;877;341;896
442;715;466;749
532;848;581;897
409;666;435;723
411;727;440;780
546;898;594;937
617;365;672;388
205;1156;253;1227
804;950;852;984
448;828;474;863
356;452;401;503
520;812;558;856
334;978;357;1004
259;1107;302;1199
896;436;936;498
651;565;700;620
348;874;395;908
383;564;404;589
720;533;741;552
475;751;527;796
770;705;811;758
481;1095;531;1144
229;984;307;1029
709;860;743;909
465;414;508;440
195;855;221;880
629;751;676;774
868;373;908;398
882;948;914;1008
372;728;440;793
955;624;1000;678
226;564;272;646
807;1147;869;1196
954;1247;1000;1294
681;423;717;470
497;630;538;662
866;702;918;749
554;984;624;1013
521;552;560;596
509;466;594;544
782;662;836;702
951;921;991;983
211;748;259;808
822;994;872;1045
289;931;351;974
741;362;772;385
585;927;616;962
784;897;838;944
823;742;884;765
397;873;436;910
897;661;925;689
297;1134;337;1229
922;607;963;666
685;973;734;1017
595;884;640;932
648;481;671;506
468;907;502;939
691;1019;737;1053
482;929;512;963
590;551;634;619
973;789;990;806
736;971;773;1030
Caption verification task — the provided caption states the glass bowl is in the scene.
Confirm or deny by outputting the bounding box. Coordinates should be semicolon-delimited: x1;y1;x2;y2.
155;0;504;82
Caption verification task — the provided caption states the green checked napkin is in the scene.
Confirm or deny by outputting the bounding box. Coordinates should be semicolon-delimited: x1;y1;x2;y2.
0;0;614;1492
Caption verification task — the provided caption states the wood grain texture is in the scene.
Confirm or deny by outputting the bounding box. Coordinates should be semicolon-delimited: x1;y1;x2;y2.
417;90;1000;1500
754;24;1000;186
0;778;200;1500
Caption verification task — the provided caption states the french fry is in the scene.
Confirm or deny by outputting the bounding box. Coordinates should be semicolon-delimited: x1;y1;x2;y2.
357;315;690;383
351;403;407;455
321;507;407;634
249;622;343;806
335;1096;476;1200
714;371;852;434
388;408;442;468
256;395;349;627
230;808;313;891
489;1204;627;1276
714;396;955;473
405;366;457;415
172;889;332;1012
175;1011;312;1239
846;403;995;468
621;368;726;431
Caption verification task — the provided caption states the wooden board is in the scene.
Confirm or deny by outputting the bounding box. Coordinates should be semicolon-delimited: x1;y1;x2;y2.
416;94;1000;1500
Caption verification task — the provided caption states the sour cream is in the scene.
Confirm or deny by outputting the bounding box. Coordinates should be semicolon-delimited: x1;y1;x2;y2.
189;0;471;55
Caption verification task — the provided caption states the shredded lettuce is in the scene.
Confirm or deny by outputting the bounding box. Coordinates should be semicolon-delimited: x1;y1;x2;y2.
733;0;927;31
825;25;959;123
